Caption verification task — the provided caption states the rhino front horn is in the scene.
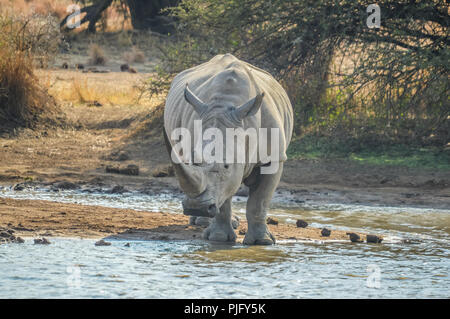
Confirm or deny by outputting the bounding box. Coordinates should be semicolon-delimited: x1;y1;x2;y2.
163;127;206;197
172;162;207;198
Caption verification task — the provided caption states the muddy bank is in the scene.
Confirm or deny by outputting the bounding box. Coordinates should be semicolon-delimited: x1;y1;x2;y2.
0;197;373;243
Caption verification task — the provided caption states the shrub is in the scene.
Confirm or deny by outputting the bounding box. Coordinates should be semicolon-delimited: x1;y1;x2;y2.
0;12;62;68
0;48;58;130
0;12;61;131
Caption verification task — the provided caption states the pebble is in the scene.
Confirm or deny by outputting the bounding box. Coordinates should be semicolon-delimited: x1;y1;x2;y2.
296;220;308;228
106;164;139;176
0;228;24;244
347;232;362;243
34;238;51;245
321;228;331;237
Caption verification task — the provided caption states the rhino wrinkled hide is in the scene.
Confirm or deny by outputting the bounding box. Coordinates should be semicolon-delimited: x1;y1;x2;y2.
164;54;293;245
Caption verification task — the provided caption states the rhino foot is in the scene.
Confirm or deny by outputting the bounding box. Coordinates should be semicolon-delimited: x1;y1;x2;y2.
203;221;236;243
243;223;275;245
189;216;210;227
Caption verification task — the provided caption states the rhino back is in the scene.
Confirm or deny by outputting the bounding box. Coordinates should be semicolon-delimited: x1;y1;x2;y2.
164;54;293;162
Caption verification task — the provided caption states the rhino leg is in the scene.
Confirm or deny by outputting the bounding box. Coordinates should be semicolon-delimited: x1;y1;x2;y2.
203;198;236;242
243;162;283;245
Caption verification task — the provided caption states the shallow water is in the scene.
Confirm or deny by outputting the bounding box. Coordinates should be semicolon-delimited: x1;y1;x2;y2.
0;188;449;298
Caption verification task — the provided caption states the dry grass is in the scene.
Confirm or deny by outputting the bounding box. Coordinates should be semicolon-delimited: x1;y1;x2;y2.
41;70;163;107
0;49;59;130
0;0;70;18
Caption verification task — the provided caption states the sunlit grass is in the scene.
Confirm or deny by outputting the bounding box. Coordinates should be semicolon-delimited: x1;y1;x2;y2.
287;136;450;170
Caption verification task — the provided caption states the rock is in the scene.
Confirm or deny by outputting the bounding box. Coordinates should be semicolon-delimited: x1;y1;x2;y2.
87;100;102;107
124;243;130;247
366;235;383;244
108;151;129;161
95;239;111;246
128;67;137;73
120;64;129;72
110;185;127;194
296;219;308;228
267;217;279;225
321;228;331;237
13;225;33;231
54;181;79;190
347;232;362;243
61;62;68;69
152;164;174;177
106;164;139;176
34;238;51;245
75;63;84;70
0;231;11;238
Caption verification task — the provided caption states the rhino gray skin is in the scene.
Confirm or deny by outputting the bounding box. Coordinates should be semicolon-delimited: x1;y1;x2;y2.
164;54;293;245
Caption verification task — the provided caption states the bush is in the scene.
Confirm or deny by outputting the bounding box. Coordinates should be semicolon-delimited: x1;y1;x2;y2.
0;12;61;131
163;0;449;146
0;12;62;68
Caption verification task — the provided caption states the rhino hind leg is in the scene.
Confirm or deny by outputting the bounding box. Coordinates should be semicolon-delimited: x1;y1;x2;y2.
243;163;284;245
203;198;236;243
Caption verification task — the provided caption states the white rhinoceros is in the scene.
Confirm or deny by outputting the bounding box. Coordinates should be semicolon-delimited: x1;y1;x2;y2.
163;53;293;245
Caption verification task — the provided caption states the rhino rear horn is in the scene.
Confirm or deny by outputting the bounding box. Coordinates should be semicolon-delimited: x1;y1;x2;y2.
232;92;264;121
184;84;208;116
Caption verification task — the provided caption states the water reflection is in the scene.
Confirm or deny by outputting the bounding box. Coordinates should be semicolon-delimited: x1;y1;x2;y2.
0;188;449;298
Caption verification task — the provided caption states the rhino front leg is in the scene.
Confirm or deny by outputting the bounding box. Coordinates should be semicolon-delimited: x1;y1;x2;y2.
243;163;283;245
203;198;236;243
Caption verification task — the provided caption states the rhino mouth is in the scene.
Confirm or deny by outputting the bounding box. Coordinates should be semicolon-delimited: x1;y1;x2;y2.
182;202;218;218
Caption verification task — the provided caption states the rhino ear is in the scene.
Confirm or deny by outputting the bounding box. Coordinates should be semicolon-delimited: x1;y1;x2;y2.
184;84;208;116
232;92;264;121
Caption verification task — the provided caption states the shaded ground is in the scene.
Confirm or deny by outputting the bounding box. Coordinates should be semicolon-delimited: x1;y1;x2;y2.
0;91;448;209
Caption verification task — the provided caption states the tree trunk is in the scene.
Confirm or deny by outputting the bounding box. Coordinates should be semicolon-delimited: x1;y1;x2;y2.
126;0;179;33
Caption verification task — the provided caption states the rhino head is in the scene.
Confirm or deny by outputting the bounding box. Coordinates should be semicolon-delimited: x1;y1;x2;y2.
165;84;264;218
